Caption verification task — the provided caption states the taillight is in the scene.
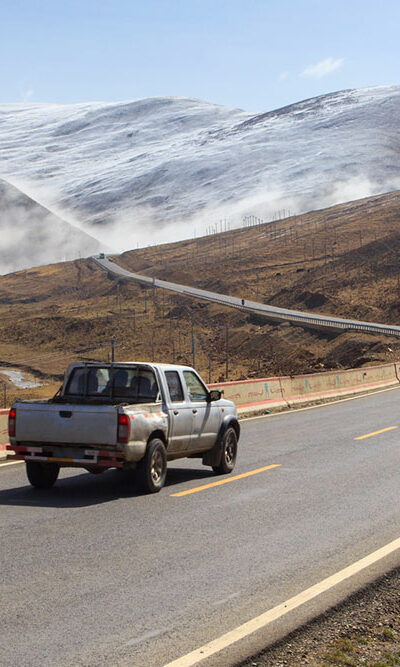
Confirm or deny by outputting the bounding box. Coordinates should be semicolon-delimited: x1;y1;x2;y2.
117;413;130;443
8;408;16;438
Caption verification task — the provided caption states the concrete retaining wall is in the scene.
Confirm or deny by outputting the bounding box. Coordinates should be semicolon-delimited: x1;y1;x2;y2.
211;377;286;411
211;363;400;415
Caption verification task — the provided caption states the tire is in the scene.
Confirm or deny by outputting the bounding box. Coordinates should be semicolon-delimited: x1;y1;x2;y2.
26;461;60;489
138;438;167;493
85;465;105;475
212;427;238;475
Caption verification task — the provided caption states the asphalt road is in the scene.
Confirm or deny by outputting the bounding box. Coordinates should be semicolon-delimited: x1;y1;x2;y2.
1;388;400;666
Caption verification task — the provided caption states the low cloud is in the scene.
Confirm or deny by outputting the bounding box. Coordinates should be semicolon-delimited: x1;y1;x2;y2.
87;176;399;257
0;178;102;275
3;173;400;275
300;57;344;79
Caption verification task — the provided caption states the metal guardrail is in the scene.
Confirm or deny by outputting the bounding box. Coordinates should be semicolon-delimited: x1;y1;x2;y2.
92;256;400;338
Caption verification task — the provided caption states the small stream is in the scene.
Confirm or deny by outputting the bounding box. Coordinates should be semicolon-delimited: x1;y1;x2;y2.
0;369;42;389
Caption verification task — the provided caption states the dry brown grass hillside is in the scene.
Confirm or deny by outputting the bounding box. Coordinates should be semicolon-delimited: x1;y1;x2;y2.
1;190;400;405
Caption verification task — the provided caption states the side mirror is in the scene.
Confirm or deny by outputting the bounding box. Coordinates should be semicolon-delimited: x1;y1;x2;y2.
208;389;222;402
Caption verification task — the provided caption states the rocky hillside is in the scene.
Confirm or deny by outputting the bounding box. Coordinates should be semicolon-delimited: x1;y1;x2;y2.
1;191;400;404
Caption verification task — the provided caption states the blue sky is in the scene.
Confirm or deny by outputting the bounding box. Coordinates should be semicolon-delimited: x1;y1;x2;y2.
1;0;399;112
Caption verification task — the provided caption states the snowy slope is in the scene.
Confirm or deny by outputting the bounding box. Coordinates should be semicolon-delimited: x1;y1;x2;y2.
0;179;102;274
1;86;400;251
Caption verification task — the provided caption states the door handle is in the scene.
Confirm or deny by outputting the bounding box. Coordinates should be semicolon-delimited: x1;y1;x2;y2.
173;410;179;415
192;409;197;414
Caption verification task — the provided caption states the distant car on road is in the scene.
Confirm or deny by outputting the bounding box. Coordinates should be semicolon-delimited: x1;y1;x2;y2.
98;252;105;259
8;362;239;494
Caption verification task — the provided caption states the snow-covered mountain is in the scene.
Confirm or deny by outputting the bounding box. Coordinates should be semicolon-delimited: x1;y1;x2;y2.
0;179;102;274
1;86;400;252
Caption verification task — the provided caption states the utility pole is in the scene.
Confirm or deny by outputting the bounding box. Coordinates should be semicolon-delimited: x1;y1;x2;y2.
191;320;196;368
225;324;229;379
111;337;115;362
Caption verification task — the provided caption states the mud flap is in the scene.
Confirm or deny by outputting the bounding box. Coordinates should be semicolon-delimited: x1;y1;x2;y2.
202;439;223;467
202;417;240;467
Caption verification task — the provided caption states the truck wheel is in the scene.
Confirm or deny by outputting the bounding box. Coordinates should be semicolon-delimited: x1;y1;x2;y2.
138;438;167;493
212;427;237;475
26;461;60;489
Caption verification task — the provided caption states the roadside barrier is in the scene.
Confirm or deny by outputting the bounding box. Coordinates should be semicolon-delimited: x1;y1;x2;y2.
0;409;9;460
210;362;399;415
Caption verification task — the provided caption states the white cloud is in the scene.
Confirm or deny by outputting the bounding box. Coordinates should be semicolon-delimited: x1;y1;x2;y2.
19;86;34;102
300;57;344;79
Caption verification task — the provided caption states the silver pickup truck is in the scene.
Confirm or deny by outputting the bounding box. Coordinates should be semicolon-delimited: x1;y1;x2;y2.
7;362;240;493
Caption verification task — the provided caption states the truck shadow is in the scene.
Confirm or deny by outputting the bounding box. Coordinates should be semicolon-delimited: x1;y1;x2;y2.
0;466;213;508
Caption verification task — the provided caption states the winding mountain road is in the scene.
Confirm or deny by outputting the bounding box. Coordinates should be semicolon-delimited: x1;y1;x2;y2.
1;388;400;666
92;255;400;337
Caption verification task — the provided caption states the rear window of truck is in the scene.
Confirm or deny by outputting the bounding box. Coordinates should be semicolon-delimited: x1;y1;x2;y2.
64;366;159;402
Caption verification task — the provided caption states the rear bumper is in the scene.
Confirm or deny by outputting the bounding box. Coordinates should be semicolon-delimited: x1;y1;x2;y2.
6;444;124;468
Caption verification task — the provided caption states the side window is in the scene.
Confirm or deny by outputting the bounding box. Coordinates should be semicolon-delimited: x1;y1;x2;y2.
165;371;184;402
65;368;86;395
183;371;208;402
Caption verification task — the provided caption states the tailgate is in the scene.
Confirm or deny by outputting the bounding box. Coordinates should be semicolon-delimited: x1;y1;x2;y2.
14;402;119;446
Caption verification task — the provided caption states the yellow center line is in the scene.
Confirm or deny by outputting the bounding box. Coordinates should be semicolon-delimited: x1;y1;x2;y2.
354;425;398;440
170;464;281;497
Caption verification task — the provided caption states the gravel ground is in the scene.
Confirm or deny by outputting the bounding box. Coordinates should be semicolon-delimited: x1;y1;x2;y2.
239;568;400;666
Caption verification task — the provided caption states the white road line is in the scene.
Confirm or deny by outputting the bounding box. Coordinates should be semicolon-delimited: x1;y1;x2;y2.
163;536;400;667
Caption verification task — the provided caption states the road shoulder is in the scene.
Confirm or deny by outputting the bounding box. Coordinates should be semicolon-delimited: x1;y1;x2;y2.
239;567;400;666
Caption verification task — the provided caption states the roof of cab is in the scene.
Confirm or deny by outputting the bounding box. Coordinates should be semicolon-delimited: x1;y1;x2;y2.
66;361;195;372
